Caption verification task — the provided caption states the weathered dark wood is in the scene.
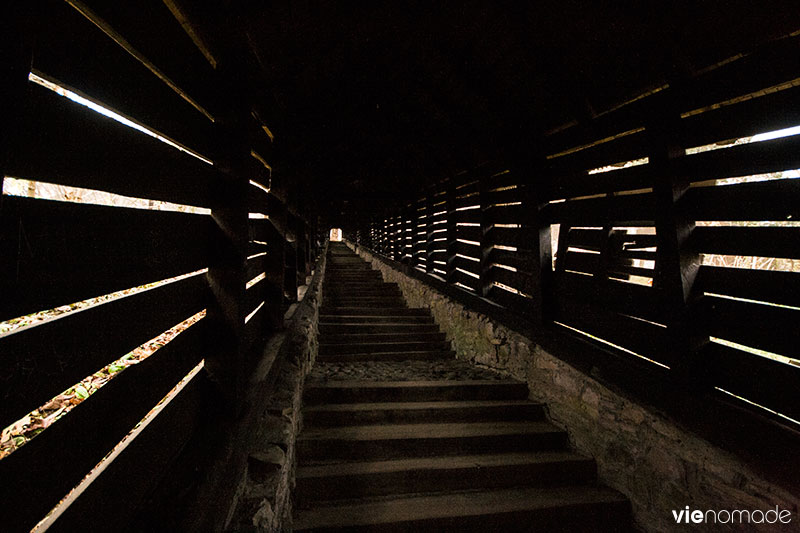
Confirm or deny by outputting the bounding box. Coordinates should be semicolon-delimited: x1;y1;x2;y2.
68;0;218;117
452;240;482;259
683;134;800;184
8;85;220;207
562;250;602;275
554;271;667;323
547;127;650;176
548;163;652;201
0;273;207;430
701;342;800;422
450;270;482;292
0;319;207;533
679;33;800;116
553;296;674;367
450;256;482;276
699;295;799;359
685;179;800;222
546;193;656;225
0;196;211;321
695;266;800;308
34;0;216;159
690;227;800;259
681;84;800;150
47;367;208;533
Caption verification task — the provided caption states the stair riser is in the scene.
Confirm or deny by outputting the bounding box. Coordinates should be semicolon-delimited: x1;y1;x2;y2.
320;316;434;324
296;460;596;507
304;404;545;427
319;324;439;334
319;341;450;355
320;308;429;316
323;300;406;308
298;432;567;463
322;333;446;344
304;383;529;405
294;503;631;532
315;351;452;363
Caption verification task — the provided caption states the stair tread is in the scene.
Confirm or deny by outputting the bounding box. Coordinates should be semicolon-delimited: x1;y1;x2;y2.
305;379;523;389
298;420;561;442
298;451;591;479
293;485;628;530
304;399;542;413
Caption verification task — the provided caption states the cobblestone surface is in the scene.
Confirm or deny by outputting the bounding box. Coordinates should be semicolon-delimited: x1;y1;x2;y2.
308;359;509;382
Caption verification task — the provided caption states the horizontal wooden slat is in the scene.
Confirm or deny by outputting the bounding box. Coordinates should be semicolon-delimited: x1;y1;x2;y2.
488;248;535;272
0;273;208;429
680;34;800;115
701;342;800;422
681;84;800;151
562;250;601;274
245;256;266;282
454;225;482;242
488;266;533;291
695;266;800;308
47;367;208;533
451;256;482;276
609;231;658;250
485;204;524;225
453;194;481;209
487;284;533;312
554;296;673;366
0;320;206;533
452;240;482;259
72;0;218;117
0;196;210;321
484;186;523;205
547;193;655;224
690;227;800;259
450;209;482;224
450;270;482;292
548;163;652;201
685;179;800;221
8;84;220;207
565;228;606;251
547;128;649;175
699;296;799;359
34;0;215;159
485;226;525;249
607;263;656;279
554;271;667;323
683;134;800;184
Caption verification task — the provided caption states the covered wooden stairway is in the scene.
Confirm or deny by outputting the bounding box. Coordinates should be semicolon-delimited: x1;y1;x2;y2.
293;243;630;531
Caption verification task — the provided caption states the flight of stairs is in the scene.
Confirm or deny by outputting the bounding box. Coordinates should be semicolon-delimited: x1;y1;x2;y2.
293;242;631;531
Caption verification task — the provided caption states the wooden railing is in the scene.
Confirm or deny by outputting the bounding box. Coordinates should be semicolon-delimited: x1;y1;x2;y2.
0;2;316;531
348;31;800;436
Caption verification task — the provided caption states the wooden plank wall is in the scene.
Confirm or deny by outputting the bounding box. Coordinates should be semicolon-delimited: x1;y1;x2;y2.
0;1;315;531
347;32;800;430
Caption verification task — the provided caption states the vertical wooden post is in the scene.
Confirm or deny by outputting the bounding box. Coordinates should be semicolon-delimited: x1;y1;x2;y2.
425;189;435;274
518;157;553;327
445;180;457;285
648;88;704;378
205;65;249;411
478;173;492;298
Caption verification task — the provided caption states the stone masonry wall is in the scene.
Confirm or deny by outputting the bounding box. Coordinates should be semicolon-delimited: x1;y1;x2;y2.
226;245;328;532
351;243;798;532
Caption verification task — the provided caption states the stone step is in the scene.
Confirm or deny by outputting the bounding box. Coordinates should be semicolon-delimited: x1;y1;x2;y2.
319;340;451;355
319;323;440;334
303;400;546;427
293;485;630;532
320;315;434;324
323;299;407;308
303;380;529;405
324;287;400;295
320;307;429;316
296;420;567;463
296;451;597;507
321;332;447;345
316;350;453;363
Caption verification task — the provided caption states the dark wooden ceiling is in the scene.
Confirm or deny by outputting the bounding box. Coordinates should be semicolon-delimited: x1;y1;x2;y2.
191;1;799;222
